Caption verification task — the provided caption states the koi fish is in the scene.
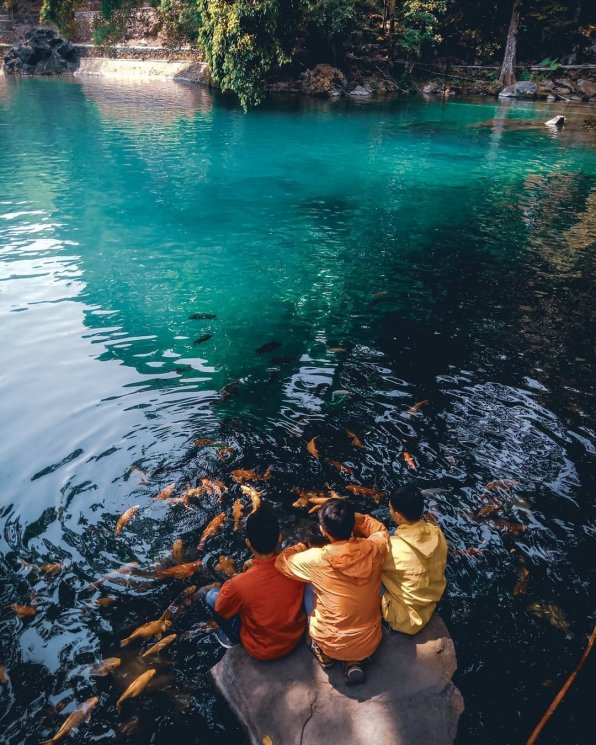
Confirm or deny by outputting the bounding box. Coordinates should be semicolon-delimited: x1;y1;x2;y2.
193;438;215;447
220;380;241;399
328;347;346;354
407;399;430;416
155;560;202;579
232;499;244;530
90;657;121;676
485;479;521;491
403;451;416;470
193;334;213;345
118;716;140;735
164;496;194;510
218;446;235;461
307;437;319;460
40;696;99;744
527;601;570;632
141;633;177;659
120;618;172;647
40;562;64;575
200;478;227;500
345;429;364;449
345;485;386;504
160;585;198;622
475;504;502;518
154;483;175;500
117;562;139;574
240;485;262;512
116;669;156;710
95;596;116;608
327;460;353;474
231;467;272;484
0;665;8;684
172;539;185;565
256;341;281;354
9;604;36;618
115;505;140;536
495;519;526;535
197;513;226;552
189;313;216;320
513;568;530;596
215;555;237;578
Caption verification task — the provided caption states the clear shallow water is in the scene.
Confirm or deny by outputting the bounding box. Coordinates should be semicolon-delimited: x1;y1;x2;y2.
0;76;594;744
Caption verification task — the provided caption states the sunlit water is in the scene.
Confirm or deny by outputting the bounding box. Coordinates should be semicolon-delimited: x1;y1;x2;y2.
0;75;595;745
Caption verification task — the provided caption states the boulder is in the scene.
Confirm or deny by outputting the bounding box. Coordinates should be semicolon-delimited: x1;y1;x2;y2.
300;64;347;97
423;82;443;95
499;80;538;98
3;27;77;75
348;85;372;97
577;79;596;99
209;615;464;745
545;115;565;128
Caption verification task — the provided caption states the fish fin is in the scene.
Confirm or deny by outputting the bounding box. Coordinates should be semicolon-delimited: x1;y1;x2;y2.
120;638;130;647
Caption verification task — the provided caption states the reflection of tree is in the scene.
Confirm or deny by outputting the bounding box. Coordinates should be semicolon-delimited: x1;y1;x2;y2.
564;187;596;251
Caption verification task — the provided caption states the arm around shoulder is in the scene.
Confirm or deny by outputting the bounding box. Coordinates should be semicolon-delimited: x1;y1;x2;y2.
275;543;318;582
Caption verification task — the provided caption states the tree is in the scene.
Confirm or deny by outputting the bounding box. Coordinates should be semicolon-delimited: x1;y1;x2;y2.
500;0;522;86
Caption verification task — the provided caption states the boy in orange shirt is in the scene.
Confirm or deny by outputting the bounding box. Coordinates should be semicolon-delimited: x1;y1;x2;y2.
275;498;388;684
204;506;307;660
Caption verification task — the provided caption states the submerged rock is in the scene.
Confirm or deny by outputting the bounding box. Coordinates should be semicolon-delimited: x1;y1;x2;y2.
545;115;565;128
499;81;538;98
3;27;78;75
209;614;463;745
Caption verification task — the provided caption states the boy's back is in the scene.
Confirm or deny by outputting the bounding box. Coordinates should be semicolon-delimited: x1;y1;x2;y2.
382;520;447;634
215;555;306;660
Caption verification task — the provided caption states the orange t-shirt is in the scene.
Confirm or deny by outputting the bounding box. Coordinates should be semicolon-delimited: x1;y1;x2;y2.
214;555;306;660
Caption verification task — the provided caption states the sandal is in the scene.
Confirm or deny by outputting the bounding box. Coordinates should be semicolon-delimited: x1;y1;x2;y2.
309;639;334;669
343;662;366;686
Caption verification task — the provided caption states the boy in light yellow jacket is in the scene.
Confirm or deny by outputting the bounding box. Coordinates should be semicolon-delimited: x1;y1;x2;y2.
382;483;448;634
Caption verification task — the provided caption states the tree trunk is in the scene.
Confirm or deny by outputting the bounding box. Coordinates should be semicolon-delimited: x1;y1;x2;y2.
500;0;522;86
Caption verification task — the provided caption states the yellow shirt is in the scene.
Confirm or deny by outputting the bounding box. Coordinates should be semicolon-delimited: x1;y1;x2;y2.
381;520;447;634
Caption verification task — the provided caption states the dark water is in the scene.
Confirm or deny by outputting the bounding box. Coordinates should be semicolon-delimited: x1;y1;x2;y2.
0;75;595;744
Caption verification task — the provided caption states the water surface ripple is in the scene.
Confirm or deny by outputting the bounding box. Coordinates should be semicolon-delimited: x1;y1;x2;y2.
0;77;594;745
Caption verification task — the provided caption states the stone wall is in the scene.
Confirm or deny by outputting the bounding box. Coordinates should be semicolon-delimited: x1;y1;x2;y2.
73;7;162;44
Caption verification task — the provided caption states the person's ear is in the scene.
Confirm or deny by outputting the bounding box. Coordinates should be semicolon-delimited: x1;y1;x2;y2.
245;538;251;549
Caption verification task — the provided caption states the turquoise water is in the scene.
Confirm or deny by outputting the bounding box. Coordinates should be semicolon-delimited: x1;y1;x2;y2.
0;76;595;744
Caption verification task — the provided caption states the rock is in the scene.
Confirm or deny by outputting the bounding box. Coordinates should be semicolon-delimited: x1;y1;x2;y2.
546;94;556;101
553;77;574;92
545;115;565;128
423;82;443;95
209;614;463;745
499;81;538;98
300;65;347;98
3;27;77;75
348;85;372;97
577;79;596;99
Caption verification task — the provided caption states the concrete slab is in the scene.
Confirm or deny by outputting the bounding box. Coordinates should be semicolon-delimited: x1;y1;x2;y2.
209;614;464;745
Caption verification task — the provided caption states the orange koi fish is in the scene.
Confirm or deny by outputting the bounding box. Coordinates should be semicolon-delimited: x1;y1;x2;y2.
172;539;185;565
116;670;156;710
120;618;172;647
154;483;175;500
407;399;430;416
307;437;319;460
240;485;262;512
233;499;244;530
90;657;121;676
40;697;98;744
115;505;140;536
197;513;226;551
345;429;364;449
155;560;202;579
141;633;177;659
403;451;416;470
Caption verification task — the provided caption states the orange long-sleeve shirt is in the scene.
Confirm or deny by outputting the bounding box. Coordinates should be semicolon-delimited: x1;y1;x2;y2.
275;514;389;661
215;555;306;661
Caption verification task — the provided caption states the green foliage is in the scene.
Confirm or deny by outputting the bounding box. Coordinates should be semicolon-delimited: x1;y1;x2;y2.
306;0;355;40
196;0;294;109
40;0;82;36
92;0;138;46
396;1;447;57
538;56;560;71
518;68;533;81
158;0;200;47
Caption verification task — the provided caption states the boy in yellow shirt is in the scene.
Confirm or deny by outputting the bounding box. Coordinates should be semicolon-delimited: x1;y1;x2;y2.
382;484;448;634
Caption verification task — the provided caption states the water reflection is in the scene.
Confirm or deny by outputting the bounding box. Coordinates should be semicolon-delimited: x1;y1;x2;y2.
0;79;594;745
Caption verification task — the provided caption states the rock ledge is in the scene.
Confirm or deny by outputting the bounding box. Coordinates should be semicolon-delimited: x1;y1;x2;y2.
209;614;463;745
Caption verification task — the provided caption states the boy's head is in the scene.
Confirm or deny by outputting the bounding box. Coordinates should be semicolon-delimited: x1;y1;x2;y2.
319;498;355;541
389;483;424;523
245;506;280;556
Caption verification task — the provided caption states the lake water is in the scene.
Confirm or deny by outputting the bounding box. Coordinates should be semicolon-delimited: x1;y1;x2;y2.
0;76;594;745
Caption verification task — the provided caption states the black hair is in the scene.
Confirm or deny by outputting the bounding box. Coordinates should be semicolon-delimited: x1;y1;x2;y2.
319;498;355;541
389;483;424;521
245;506;279;554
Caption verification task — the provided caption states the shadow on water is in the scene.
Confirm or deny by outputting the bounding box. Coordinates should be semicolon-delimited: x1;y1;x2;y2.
0;76;594;745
